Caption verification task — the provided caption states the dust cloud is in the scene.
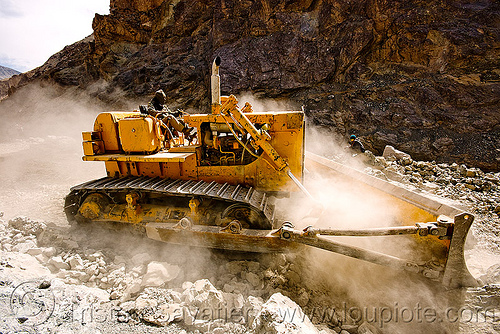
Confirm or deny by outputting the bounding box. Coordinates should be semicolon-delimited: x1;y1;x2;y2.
272;112;464;333
0;84;108;221
235;92;294;112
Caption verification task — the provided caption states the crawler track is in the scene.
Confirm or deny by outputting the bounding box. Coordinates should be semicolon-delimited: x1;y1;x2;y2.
64;176;275;230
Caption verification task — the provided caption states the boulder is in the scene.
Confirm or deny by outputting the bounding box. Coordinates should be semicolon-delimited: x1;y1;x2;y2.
382;146;412;162
68;254;84;270
131;252;152;265
226;261;246;275
42;247;57;257
27;247;43;256
141;261;181;287
12;239;37;253
189;279;224;310
245;272;262;288
251;293;319;334
48;256;70;270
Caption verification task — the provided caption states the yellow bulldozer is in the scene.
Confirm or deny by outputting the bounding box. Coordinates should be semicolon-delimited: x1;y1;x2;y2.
65;57;477;289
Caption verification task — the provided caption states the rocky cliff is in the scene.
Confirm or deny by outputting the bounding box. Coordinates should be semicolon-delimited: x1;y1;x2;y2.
1;0;499;170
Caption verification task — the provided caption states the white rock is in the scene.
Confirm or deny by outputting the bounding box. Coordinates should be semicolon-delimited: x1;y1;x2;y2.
97;258;106;267
223;283;235;293
0;252;52;281
48;256;70;270
183;279;224;310
251;293;319;334
245;296;264;326
0;236;9;245
8;216;46;236
135;296;158;309
87;251;101;259
226;261;245;275
245;272;262;287
12;240;37;253
42;247;57;257
182;281;193;290
35;254;49;264
141;261;181;287
124;280;142;296
27;247;43;256
85;263;99;276
382;145;411;162
68;254;84;270
221;292;244;312
170;290;183;303
131;264;144;274
131;252;152;265
68;270;88;281
247;261;260;273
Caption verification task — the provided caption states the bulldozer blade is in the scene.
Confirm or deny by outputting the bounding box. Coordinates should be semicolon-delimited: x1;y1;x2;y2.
302;152;479;288
442;213;479;288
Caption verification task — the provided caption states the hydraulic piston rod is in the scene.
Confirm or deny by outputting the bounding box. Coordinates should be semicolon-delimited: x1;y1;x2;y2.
303;222;450;238
274;223;428;275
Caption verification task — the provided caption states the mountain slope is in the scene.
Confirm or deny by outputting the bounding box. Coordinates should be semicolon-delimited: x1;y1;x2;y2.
0;65;20;80
0;0;499;170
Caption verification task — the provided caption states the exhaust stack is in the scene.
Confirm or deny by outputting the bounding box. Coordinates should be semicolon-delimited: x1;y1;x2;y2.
211;56;221;111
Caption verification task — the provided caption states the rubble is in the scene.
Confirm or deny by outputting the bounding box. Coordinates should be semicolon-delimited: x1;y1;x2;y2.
8;216;46;236
363;146;500;219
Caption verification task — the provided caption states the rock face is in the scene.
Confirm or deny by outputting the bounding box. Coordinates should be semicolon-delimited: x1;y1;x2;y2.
1;0;499;170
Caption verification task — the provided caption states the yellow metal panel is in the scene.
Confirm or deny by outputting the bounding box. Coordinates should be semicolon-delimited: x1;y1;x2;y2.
137;162;162;177
82;131;98;141
162;161;182;178
105;161;121;177
94;113;120;152
168;145;198;153
82;141;104;156
83;152;195;163
83;141;96;156
118;117;161;153
92;112;140;152
286;113;304;129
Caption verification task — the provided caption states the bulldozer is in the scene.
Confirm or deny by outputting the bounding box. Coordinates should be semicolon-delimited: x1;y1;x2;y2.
65;57;478;289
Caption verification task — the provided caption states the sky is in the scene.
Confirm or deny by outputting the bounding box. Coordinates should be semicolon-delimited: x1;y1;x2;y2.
0;0;110;73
